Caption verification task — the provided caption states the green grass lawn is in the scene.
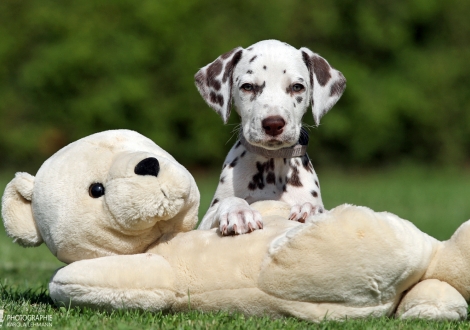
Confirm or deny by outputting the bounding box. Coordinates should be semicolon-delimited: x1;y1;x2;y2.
1;166;470;329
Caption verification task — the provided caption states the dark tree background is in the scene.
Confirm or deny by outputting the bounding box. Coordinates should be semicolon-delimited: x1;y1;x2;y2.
1;0;469;171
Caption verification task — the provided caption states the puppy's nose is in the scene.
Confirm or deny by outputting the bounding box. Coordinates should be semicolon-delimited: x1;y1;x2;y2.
262;116;285;137
134;157;160;177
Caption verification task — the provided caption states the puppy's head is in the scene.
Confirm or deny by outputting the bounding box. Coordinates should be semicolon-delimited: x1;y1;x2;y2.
195;40;346;150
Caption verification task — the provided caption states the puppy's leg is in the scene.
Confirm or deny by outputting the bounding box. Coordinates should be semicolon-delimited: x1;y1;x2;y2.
283;156;325;222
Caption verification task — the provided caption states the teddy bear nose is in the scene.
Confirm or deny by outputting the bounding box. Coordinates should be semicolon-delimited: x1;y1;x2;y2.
134;157;160;177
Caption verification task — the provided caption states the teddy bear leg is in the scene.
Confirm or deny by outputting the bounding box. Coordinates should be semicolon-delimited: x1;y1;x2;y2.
396;279;467;320
49;254;176;311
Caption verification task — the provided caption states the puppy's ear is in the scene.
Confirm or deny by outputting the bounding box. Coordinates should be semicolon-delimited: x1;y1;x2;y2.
195;47;244;124
1;172;43;247
300;48;346;126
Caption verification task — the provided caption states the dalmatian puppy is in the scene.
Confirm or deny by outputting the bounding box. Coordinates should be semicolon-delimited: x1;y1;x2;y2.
195;40;346;235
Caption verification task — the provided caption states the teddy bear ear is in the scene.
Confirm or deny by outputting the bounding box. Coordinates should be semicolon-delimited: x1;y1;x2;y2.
1;172;43;247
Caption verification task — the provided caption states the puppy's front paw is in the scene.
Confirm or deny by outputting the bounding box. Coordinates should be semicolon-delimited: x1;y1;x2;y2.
218;205;263;236
288;202;324;223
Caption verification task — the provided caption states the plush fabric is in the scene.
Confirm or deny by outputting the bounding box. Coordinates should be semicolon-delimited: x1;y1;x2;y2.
2;130;469;321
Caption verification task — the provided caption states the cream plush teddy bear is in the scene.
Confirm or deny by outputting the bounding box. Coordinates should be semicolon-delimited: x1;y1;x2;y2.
2;130;469;322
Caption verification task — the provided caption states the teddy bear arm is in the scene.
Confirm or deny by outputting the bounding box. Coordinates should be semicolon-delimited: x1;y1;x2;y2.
422;220;470;301
396;279;467;320
49;254;177;311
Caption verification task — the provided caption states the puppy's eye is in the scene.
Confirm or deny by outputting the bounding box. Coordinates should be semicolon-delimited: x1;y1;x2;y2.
241;83;253;91
292;84;305;92
89;183;105;198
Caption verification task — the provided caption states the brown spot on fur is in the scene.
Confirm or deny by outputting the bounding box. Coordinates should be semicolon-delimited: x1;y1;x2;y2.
330;76;346;96
222;50;243;83
248;162;266;190
283;70;286;74
250;55;257;63
229;157;238;168
211;198;219;206
250;81;266;101
312;56;332;86
207;59;223;78
247;70;253;74
268;158;275;170
311;191;318;198
301;51;314;88
296;96;303;103
266;172;275;184
210;92;224;106
240;150;246;157
247;160;275;191
287;165;302;187
263;65;267;70
209;79;221;91
220;176;225;184
301;154;313;173
315;180;319;188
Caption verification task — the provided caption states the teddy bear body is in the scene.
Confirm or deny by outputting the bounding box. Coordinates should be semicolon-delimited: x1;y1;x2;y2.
2;130;470;322
49;200;468;321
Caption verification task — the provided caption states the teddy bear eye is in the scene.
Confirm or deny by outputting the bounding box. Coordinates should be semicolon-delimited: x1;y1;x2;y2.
89;183;105;198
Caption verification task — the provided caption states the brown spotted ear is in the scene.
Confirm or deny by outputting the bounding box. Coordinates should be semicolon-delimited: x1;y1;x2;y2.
300;48;346;126
195;47;243;124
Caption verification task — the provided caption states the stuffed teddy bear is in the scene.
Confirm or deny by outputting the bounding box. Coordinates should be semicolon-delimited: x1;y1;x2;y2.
2;130;469;322
1;129;200;263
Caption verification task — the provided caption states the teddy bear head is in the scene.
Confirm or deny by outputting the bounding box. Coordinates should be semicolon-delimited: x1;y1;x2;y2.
1;130;200;263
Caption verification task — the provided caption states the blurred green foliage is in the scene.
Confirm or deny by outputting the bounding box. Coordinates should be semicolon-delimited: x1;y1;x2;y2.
0;0;469;171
